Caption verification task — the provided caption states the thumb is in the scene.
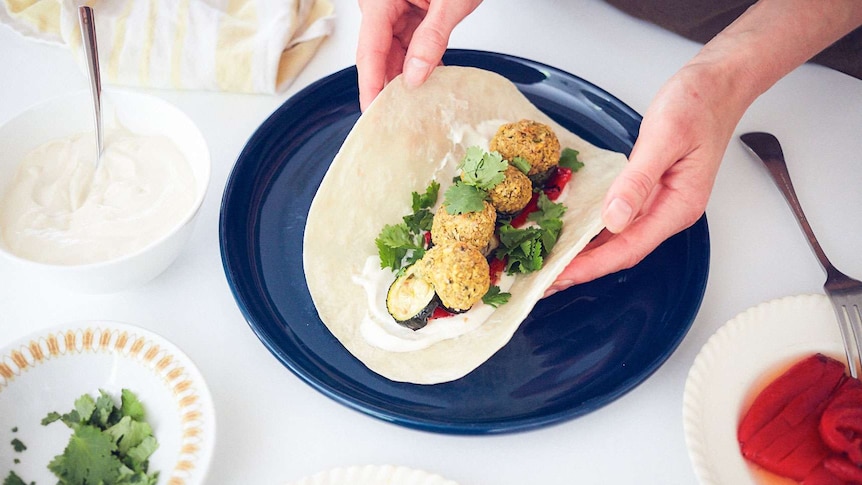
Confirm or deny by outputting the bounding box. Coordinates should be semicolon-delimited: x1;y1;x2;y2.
602;133;676;233
402;1;479;87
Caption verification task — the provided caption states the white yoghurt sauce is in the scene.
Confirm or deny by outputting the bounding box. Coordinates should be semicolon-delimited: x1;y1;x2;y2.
0;127;195;265
355;119;520;352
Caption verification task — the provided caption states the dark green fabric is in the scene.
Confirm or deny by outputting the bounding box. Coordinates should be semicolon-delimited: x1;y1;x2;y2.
606;0;862;79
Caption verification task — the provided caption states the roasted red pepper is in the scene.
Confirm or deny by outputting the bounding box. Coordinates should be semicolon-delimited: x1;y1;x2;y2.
544;166;573;201
738;353;862;484
488;256;506;285
820;377;862;466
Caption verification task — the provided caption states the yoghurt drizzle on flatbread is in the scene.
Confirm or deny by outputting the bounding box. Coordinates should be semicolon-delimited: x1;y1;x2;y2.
303;66;627;384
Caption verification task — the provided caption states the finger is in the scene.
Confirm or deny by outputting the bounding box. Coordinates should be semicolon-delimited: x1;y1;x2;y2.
402;0;480;87
357;5;399;111
548;189;702;293
601;121;682;234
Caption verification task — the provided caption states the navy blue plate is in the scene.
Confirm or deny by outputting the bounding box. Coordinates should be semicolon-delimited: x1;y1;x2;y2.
219;50;709;434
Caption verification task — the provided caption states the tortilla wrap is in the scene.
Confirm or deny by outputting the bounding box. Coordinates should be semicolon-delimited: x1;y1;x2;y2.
303;66;627;384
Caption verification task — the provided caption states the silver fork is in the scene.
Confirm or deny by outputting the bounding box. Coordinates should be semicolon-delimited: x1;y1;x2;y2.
741;131;862;378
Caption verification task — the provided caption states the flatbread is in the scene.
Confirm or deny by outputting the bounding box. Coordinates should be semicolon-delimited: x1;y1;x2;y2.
303;66;627;384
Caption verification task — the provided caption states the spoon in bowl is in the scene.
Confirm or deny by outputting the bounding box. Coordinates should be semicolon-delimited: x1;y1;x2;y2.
78;5;103;164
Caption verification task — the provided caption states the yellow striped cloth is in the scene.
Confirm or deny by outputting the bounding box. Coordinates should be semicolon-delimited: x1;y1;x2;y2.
1;0;335;94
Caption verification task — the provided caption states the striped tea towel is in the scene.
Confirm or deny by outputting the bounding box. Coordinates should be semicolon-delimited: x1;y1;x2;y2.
0;0;335;94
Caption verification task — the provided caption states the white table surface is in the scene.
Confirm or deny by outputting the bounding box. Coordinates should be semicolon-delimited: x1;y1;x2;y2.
2;1;861;484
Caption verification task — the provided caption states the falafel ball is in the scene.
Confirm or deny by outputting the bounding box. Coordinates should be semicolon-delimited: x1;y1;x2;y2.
431;200;496;252
420;241;490;312
487;165;533;214
490;119;561;178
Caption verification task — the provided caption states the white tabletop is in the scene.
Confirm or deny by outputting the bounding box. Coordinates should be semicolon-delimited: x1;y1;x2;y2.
2;1;861;484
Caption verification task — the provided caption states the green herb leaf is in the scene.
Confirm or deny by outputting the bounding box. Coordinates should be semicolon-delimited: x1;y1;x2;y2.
496;224;545;274
376;181;439;271
459;147;507;190
510;156;531;174
482;286;511;308
10;438;26;452
41;411;62;426
47;424;122;485
43;389;160;485
411;180;440;212
559;147;584;171
3;471;27;485
121;389;145;422
75;393;97;423
443;182;487;215
403;208;434;234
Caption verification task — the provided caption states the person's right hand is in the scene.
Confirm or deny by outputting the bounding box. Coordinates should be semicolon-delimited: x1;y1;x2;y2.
356;0;482;111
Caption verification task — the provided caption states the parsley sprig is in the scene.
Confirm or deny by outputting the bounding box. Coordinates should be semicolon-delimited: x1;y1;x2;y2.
482;285;511;308
376;181;440;271
559;147;584;171
39;389;160;485
495;193;567;274
443;147;508;215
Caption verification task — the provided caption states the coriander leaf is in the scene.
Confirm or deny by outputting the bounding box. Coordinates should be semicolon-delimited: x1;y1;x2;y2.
495;224;546;274
443;182;487;214
375;222;425;271
42;411;62;426
559;147;584;171
376;223;413;249
106;416;154;455
529;192;567;224
48;424;122;485
121;388;145;422
403;208;433;234
527;193;566;253
459;147;507;190
510;156;531;174
75;393;96;423
411;180;440;212
482;286;511;308
125;435;159;470
91;389;120;428
10;438;25;452
59;410;81;428
376;238;407;271
3;471;27;485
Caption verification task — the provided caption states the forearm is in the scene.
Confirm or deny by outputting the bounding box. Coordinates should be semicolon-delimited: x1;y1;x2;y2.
688;0;862;109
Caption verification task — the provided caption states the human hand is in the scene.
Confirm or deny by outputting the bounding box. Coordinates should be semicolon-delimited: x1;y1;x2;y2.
545;63;750;295
356;0;482;111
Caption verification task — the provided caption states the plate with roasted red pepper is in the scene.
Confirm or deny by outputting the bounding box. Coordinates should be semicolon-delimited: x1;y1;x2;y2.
683;294;862;484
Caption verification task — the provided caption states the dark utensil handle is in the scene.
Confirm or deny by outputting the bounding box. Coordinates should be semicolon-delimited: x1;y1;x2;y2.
740;132;838;277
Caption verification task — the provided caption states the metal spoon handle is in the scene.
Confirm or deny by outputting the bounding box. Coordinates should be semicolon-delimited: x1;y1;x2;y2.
740;132;838;277
79;5;103;158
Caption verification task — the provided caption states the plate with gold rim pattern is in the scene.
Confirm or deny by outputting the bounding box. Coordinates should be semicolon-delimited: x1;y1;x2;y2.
0;321;215;485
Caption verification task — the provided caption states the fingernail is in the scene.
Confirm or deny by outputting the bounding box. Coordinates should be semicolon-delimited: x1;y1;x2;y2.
404;57;431;87
604;198;632;233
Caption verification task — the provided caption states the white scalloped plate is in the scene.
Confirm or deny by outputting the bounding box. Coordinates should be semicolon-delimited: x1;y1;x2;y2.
286;465;461;485
683;294;846;484
0;321;215;485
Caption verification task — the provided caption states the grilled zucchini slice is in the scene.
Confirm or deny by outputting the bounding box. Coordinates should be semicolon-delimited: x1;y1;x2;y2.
386;264;439;330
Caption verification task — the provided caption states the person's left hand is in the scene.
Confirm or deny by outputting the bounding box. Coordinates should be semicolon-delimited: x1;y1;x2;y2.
356;0;482;111
545;62;749;295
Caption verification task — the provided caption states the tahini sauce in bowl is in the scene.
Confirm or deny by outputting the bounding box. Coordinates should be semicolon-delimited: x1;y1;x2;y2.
1;127;195;264
0;89;210;293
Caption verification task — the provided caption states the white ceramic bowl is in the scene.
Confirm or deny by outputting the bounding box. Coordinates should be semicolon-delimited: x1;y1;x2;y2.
0;321;215;484
0;89;210;293
683;294;845;485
